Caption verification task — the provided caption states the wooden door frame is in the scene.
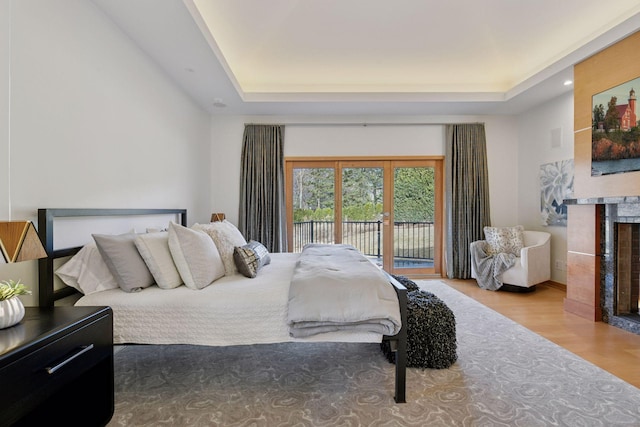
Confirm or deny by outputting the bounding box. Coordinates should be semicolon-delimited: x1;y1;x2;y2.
285;156;444;278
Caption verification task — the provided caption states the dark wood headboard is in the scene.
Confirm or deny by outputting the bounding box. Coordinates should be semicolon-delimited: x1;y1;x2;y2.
37;208;187;307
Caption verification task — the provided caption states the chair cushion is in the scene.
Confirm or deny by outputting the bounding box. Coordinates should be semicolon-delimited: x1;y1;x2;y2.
483;225;524;256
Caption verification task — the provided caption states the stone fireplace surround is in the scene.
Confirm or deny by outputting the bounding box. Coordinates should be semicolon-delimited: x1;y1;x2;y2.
567;196;640;335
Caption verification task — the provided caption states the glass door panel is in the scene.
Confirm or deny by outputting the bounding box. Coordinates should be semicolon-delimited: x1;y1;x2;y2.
291;167;335;252
341;166;384;267
391;165;436;273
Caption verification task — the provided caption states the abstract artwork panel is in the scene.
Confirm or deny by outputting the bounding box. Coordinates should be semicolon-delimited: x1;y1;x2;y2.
540;159;574;226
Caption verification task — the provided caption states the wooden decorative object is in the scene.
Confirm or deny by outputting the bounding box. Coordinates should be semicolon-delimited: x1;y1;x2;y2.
211;213;226;222
0;221;47;263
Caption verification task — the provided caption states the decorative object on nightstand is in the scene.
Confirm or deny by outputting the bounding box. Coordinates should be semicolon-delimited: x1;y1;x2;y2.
211;212;226;222
0;221;48;329
0;280;31;329
0;221;47;263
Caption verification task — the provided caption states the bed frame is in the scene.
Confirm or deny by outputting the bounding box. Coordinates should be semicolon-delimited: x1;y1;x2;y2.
37;208;407;403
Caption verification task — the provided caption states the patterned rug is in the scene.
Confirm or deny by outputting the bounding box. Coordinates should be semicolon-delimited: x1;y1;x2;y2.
107;281;640;426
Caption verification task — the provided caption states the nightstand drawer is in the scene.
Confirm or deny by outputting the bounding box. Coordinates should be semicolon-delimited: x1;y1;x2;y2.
0;310;112;426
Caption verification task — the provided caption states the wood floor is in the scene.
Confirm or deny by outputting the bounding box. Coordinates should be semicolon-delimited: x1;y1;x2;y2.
441;279;640;389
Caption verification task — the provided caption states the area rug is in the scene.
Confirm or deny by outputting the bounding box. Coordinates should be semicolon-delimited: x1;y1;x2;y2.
107;281;640;426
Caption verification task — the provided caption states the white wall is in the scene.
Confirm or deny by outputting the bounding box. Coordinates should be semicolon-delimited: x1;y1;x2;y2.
0;0;10;220
210;114;520;234
1;0;212;306
284;123;445;157
517;91;574;284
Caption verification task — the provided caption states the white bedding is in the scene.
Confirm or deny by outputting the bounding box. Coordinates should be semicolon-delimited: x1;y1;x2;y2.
75;253;383;346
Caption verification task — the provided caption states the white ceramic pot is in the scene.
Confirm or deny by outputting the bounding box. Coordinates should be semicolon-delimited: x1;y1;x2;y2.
0;297;25;329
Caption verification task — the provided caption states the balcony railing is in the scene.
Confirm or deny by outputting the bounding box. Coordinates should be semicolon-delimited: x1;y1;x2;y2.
293;220;434;262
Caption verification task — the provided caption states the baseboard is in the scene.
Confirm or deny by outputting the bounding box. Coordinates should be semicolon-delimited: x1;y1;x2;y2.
544;280;566;292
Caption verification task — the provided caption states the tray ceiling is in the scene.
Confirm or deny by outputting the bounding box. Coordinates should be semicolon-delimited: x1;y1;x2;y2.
93;0;640;115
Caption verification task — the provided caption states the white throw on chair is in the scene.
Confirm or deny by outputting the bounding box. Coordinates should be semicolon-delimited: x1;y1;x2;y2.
470;227;551;291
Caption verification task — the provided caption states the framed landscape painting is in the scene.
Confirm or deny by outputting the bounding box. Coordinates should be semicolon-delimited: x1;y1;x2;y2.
592;76;640;176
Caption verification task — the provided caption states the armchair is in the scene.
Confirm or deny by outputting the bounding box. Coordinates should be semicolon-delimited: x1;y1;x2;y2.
470;229;551;291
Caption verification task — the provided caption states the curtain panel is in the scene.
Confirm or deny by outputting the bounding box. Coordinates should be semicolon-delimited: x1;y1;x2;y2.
445;123;491;279
239;124;288;252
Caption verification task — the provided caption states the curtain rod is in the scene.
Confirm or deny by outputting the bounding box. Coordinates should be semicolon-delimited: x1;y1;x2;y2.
245;122;484;127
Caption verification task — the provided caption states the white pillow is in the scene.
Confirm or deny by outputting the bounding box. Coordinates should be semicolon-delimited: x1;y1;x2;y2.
55;242;118;295
193;220;247;276
134;231;183;289
167;222;225;290
93;232;155;293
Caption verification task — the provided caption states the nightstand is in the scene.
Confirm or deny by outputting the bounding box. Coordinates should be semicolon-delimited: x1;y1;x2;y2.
0;306;114;427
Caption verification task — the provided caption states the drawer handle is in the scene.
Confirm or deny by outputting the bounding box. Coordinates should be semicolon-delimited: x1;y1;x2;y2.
45;344;94;374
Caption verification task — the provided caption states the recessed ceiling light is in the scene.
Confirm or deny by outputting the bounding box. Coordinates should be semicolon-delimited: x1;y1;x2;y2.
564;80;573;86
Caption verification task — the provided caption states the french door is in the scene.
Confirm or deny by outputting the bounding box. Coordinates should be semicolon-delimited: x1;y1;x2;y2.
285;158;442;277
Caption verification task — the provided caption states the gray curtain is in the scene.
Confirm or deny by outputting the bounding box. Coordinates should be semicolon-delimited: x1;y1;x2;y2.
239;124;288;252
445;123;491;278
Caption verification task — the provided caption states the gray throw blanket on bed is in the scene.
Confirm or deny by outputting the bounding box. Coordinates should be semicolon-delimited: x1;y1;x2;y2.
470;240;516;291
287;244;402;338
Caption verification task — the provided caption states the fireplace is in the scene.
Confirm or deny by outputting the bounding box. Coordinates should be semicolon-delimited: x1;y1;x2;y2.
601;200;640;335
565;197;640;335
615;223;640;320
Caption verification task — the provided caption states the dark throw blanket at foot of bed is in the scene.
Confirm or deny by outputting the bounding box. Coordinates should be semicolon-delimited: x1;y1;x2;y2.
381;276;457;369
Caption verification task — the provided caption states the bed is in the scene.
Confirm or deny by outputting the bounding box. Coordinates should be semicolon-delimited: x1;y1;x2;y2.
37;208;408;403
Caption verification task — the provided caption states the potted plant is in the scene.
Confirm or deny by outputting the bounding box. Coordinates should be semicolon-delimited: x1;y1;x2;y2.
0;280;31;329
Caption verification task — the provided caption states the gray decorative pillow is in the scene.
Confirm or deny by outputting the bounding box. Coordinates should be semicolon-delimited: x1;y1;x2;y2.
93;232;155;293
483;225;524;256
233;240;271;278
